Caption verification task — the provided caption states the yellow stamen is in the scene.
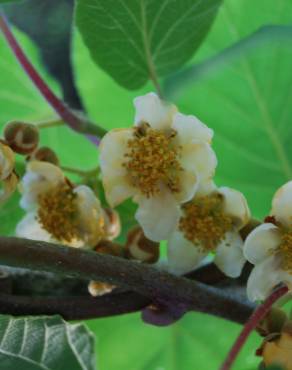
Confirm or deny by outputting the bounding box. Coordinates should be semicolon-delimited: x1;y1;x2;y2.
179;193;233;252
276;229;292;272
123;123;182;197
38;182;80;243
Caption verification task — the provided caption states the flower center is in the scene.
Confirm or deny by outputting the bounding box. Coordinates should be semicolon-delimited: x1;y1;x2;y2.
276;229;292;272
37;182;80;243
123;123;182;197
179;193;233;252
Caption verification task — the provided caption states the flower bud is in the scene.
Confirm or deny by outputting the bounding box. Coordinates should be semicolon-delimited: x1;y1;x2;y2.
28;146;59;166
95;240;124;257
257;307;288;337
4;121;39;155
88;281;115;297
125;226;159;263
0;141;15;180
103;208;121;240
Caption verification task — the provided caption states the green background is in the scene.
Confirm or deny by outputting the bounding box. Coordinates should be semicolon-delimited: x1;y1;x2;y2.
1;0;292;368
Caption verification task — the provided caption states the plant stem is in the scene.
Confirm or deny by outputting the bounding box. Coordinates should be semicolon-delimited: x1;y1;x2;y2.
0;13;106;145
219;285;289;370
0;236;254;324
61;165;99;178
36;118;64;129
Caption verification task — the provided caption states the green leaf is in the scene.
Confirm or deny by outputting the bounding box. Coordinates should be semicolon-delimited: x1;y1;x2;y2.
0;315;96;370
87;312;260;370
167;0;292;218
0;1;22;3
75;0;222;90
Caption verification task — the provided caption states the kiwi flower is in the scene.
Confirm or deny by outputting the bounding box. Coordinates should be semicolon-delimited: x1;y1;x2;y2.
244;181;292;301
0;141;18;203
167;182;250;277
100;92;217;241
16;161;106;248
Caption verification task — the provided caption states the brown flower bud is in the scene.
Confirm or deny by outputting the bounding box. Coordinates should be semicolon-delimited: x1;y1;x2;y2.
257;307;288;337
103;208;121;240
125;226;159;263
95;240;124;257
88;281;115;297
28;146;59;166
4;121;39;155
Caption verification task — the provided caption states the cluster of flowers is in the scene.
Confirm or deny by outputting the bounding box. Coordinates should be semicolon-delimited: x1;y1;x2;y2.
1;93;292;302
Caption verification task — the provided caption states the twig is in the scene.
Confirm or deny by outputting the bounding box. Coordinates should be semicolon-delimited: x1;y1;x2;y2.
0;13;106;145
0;237;254;324
219;285;289;370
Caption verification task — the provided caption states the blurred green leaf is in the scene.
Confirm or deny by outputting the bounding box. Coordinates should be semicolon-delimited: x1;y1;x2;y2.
170;0;292;219
86;312;260;370
75;0;222;90
0;1;22;3
0;315;96;370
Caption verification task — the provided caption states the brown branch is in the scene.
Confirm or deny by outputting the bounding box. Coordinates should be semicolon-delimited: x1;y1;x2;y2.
0;237;254;324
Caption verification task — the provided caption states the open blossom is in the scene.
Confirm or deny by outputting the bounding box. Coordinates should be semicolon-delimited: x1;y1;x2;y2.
100;92;217;241
16;161;107;248
244;181;292;301
167;182;250;277
0;141;18;203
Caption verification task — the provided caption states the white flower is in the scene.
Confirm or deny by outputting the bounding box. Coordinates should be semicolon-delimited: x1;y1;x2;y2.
244;181;292;302
16;161;106;248
100;92;217;241
167;182;250;277
0;142;18;203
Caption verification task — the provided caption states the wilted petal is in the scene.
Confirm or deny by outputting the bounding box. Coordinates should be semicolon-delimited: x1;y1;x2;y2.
246;256;288;301
135;189;181;242
172;112;213;144
100;129;135;207
219;187;250;229
134;93;177;130
271;181;292;227
214;231;245;278
244;223;280;265
167;230;206;275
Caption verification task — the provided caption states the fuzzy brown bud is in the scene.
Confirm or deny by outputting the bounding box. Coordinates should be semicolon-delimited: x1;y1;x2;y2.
125;226;159;263
103;208;121;240
4;121;39;155
28;146;59;166
95;240;124;257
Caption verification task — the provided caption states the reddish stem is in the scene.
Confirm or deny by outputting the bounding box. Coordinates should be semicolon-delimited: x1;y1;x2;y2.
219;285;289;370
0;13;102;146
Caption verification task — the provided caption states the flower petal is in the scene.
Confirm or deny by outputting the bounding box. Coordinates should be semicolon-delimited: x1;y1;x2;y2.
20;161;64;210
214;231;246;278
135;189;181;242
172;112;213;144
271;181;292;227
243;223;280;265
75;185;105;247
100;129;135;207
246;256;289;301
180;141;217;182
167;230;206;275
16;212;52;242
219;187;250;229
134;93;177;130
0;143;15;180
174;169;198;203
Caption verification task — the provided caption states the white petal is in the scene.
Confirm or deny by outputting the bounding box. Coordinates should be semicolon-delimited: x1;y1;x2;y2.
219;187;250;229
246;256;289;301
172;112;213;144
214;231;246;278
75;185;104;247
243;223;280;265
167;230;206;275
134;93;177;130
174;169;198;203
100;129;135;207
135;190;181;242
16;212;52;242
196;180;217;197
271;181;292;227
180;141;217;182
20;161;64;211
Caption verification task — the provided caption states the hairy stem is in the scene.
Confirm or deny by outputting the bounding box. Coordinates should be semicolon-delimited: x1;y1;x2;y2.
0;13;106;144
0;237;253;324
219;285;289;370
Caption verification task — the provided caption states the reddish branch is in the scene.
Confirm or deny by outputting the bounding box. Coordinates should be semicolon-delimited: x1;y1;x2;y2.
0;237;254;324
0;13;106;145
